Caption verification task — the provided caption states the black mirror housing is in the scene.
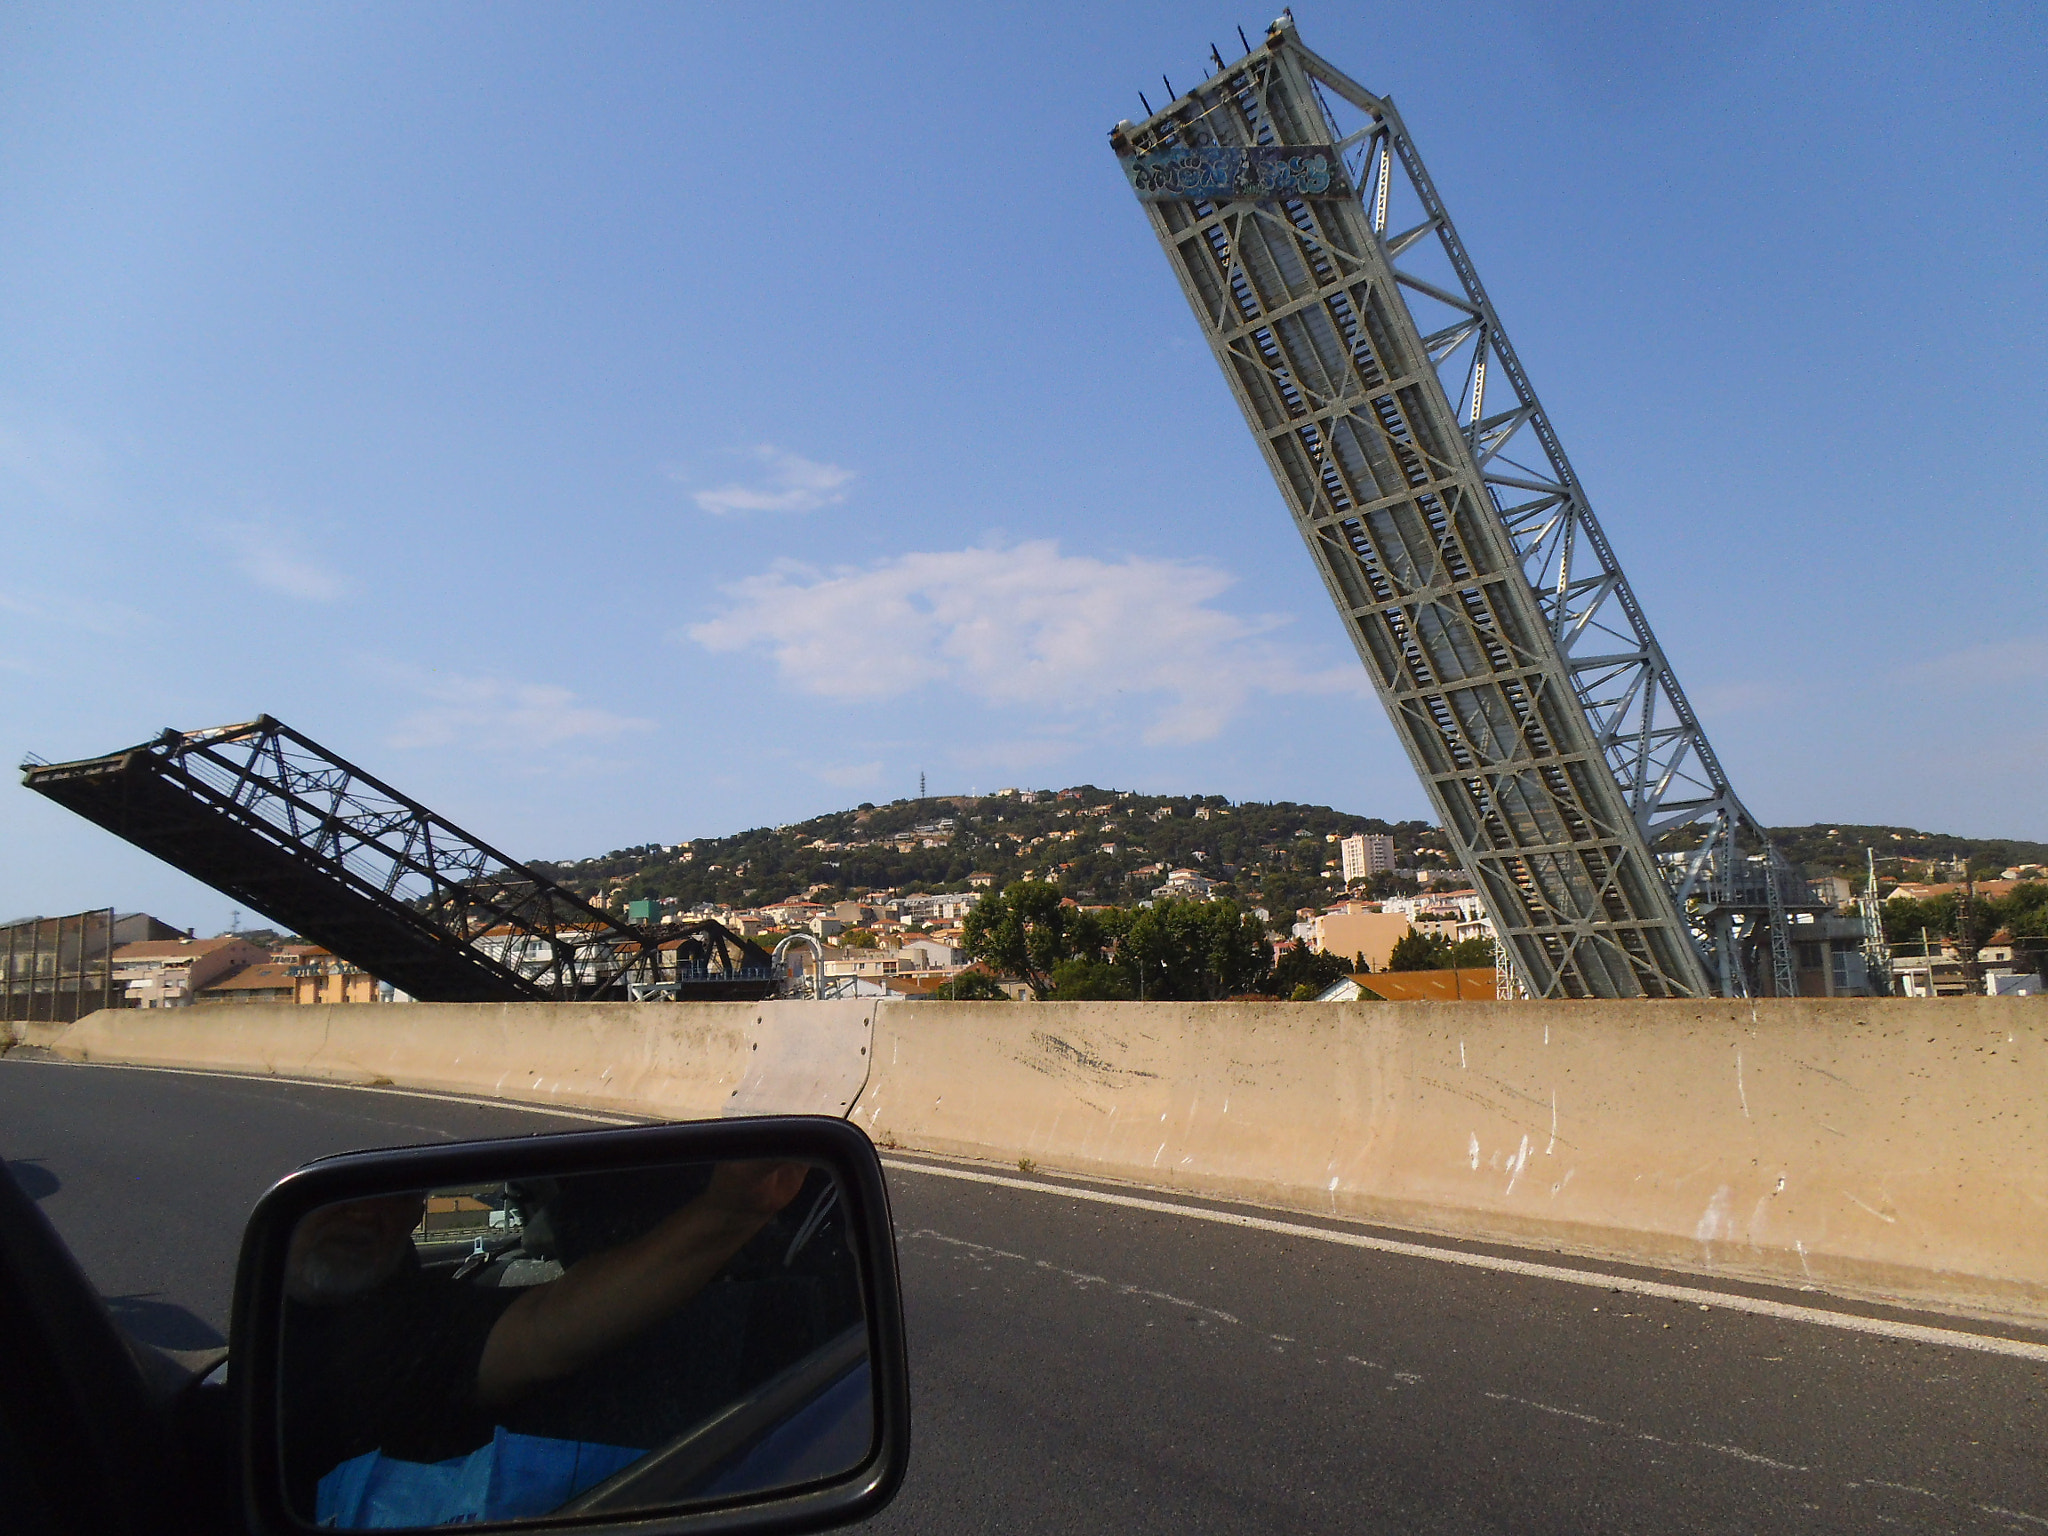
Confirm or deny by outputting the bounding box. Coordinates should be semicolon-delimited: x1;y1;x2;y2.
230;1116;909;1536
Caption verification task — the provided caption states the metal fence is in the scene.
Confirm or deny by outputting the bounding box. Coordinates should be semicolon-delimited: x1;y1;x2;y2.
1;908;117;1026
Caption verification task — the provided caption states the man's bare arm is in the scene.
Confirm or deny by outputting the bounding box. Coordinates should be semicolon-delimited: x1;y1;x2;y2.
476;1160;808;1407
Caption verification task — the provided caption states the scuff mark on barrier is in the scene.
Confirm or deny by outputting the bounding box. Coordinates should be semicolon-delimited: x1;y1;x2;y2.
1793;1057;1858;1090
1029;1030;1159;1086
1470;1071;1554;1113
1695;1185;1733;1243
1843;1191;1898;1224
1505;1133;1532;1196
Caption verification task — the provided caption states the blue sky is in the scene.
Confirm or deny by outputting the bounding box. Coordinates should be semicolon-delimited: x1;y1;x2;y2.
3;1;2042;932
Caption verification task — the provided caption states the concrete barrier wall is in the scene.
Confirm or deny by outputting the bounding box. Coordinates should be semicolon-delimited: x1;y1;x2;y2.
26;994;2048;1324
849;996;2048;1325
40;1000;876;1121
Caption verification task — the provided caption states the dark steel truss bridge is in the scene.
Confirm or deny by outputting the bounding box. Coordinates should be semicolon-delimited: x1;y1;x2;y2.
22;717;773;1003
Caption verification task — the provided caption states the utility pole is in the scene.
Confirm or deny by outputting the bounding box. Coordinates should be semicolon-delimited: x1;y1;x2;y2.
1858;848;1893;996
1957;865;1983;995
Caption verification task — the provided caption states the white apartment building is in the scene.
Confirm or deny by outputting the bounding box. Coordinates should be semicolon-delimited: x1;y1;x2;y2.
1340;833;1397;883
819;937;965;981
1151;869;1213;901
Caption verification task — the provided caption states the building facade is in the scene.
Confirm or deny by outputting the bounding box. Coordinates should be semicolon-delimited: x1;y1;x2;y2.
1339;834;1397;883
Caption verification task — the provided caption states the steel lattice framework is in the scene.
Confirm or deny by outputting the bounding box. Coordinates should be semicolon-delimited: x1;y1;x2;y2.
1113;16;1803;998
24;717;773;1003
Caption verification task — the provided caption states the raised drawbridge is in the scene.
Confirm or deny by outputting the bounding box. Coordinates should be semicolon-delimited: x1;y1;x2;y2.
1114;15;1811;998
23;717;774;1003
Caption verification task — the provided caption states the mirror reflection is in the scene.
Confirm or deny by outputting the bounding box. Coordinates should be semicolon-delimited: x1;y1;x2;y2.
279;1159;871;1528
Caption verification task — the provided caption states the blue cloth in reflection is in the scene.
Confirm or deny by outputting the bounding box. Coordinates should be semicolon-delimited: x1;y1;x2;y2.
314;1425;641;1528
700;1360;873;1497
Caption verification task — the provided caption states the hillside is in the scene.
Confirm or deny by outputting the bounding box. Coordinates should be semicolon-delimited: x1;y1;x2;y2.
1761;825;2048;881
531;790;1439;918
529;792;2046;919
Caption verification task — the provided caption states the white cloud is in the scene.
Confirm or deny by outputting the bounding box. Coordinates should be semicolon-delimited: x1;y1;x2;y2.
0;417;110;511
1691;678;1793;716
238;544;351;603
814;760;884;788
686;540;1365;745
684;445;854;516
379;667;654;751
214;519;352;603
0;589;148;637
944;732;1083;774
1895;635;2048;690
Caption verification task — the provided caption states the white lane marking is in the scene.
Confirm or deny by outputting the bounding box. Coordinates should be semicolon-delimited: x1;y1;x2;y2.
1484;1390;1809;1470
881;1157;2048;1365
2;1056;643;1125
905;1227;1241;1325
1983;1504;2048;1529
1699;1441;1808;1472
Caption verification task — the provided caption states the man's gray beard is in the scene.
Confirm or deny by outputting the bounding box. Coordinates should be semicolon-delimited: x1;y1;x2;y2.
288;1238;408;1304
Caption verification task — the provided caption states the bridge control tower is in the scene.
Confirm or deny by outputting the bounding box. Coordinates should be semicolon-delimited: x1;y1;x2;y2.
1113;16;1811;998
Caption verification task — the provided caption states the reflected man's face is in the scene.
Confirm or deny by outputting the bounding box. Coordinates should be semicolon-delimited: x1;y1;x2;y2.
285;1194;428;1304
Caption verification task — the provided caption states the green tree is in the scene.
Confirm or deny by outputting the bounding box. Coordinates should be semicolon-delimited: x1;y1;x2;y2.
962;881;1089;998
1256;873;1321;922
1881;895;1955;948
1997;882;2048;980
1446;937;1495;969
1048;957;1135;1001
1107;899;1271;1000
1268;941;1360;999
1387;930;1454;971
2002;881;2048;930
935;969;1010;1000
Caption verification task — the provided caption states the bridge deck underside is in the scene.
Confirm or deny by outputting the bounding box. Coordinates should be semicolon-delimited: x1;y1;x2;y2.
27;725;778;1005
27;754;538;1003
1129;47;1709;997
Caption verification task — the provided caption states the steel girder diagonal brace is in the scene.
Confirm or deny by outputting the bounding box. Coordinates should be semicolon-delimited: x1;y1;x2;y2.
1112;15;1801;998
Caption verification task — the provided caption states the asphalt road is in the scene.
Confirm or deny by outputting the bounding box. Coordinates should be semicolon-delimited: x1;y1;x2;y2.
3;1054;2043;1534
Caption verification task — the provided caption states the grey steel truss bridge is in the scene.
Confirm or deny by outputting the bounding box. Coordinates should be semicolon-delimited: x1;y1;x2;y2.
23;717;774;1003
1114;15;1810;998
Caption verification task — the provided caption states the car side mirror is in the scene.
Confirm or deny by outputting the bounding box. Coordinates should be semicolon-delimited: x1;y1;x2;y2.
229;1116;908;1535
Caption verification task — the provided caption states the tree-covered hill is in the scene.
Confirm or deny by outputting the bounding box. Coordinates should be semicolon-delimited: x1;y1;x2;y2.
530;789;1440;917
527;793;2044;919
1762;826;2048;882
